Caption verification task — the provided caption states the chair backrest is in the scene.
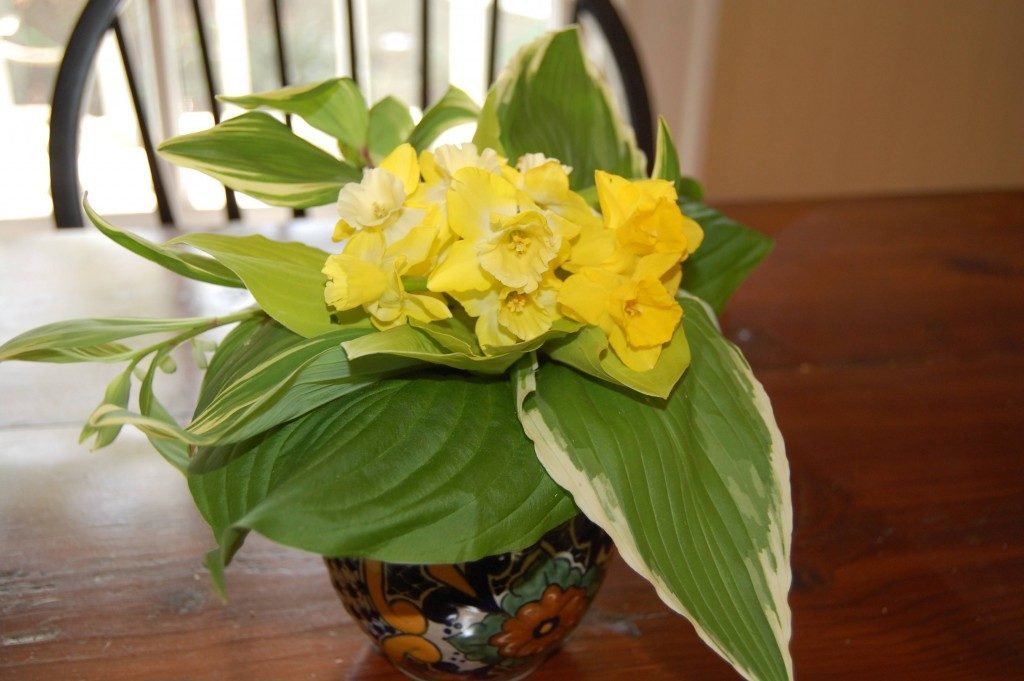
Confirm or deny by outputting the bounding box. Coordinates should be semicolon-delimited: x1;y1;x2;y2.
49;0;654;228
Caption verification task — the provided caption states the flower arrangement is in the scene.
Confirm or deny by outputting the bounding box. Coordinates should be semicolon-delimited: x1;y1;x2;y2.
0;29;792;681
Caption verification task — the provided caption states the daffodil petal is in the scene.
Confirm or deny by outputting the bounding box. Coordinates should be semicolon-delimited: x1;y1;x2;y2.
387;224;439;273
323;254;389;310
419;150;441;183
380;143;420;195
344;230;386;261
427;239;492;292
333;219;355;243
476;312;518;351
404;293;453;324
681;213;705;256
498;282;559;342
608;325;662;372
662;264;683;296
569;228;616;269
447;167;518;241
635;252;682;281
558;268;620;326
595;170;640;232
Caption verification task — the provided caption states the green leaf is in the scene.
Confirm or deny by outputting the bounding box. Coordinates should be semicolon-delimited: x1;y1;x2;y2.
86;320;421;462
408;86;481;152
195;317;300;414
342;324;519;374
514;294;792;681
138;347;189;473
367;96;415;162
83;198;243;288
169;233;342;338
652;117;703;201
188;370;578;586
158;112;360;208
473;28;644;189
0;316;227;364
219;78;369;150
342;320;578;375
544;322;690;399
681;201;773;313
142;396;190;472
188;326;420;461
80;367;132;449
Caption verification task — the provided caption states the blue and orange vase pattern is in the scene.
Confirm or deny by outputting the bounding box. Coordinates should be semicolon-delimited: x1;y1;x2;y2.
325;514;613;680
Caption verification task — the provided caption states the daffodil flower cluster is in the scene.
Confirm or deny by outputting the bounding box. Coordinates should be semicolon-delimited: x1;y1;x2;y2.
321;142;704;372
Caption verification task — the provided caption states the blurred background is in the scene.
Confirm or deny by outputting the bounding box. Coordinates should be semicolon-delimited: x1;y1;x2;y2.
1;0;1022;232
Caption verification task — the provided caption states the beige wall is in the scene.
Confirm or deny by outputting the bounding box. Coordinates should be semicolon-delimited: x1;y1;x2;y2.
622;0;1024;201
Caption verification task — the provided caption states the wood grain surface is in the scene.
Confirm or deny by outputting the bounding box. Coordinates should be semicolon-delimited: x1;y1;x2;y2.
2;192;1022;680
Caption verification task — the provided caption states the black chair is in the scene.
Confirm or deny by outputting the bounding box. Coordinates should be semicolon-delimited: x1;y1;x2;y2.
49;0;653;228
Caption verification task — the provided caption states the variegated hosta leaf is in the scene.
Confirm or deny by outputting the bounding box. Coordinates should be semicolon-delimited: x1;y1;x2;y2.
514;293;792;681
84;198;243;288
651;116;704;202
0;316;230;364
408;86;480;152
367;96;415;162
168;233;340;339
474;27;645;189
219;77;369;150
86;321;420;464
157;112;360;208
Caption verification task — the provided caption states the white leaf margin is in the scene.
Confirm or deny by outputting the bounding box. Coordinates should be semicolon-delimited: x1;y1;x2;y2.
513;291;793;681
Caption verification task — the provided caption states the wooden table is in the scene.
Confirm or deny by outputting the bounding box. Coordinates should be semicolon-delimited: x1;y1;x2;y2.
2;192;1022;680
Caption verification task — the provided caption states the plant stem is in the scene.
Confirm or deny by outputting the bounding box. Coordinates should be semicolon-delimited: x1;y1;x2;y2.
130;308;263;363
402;276;429;293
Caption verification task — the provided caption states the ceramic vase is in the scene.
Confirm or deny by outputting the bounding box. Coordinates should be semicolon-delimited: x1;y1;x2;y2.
325;514;613;680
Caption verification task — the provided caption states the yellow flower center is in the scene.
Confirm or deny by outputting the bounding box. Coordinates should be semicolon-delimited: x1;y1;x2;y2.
623;299;641;317
507;230;531;255
371;202;390;221
504;291;529;313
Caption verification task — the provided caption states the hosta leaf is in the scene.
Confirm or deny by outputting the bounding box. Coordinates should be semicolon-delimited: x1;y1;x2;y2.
515;294;792;681
158;112;360;208
188;370;578;594
219;78;369;149
652;117;703;201
681;201;774;313
473;28;644;189
195;317;300;414
368;96;415;162
408;86;480;152
188;327;420;463
169;233;342;338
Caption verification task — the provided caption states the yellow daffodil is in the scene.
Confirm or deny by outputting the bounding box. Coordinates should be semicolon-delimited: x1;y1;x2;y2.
451;276;561;350
427;168;577;294
558;255;683;371
323;230;450;330
517;152;573;176
420;143;504;185
507;154;598;228
333;143;429;245
568;171;703;275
